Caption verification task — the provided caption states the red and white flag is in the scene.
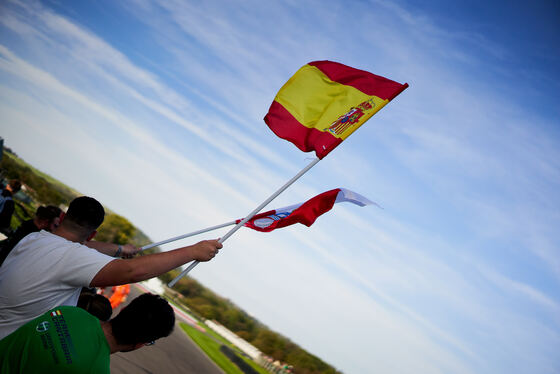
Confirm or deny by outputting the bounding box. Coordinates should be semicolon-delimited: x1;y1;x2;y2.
237;188;377;232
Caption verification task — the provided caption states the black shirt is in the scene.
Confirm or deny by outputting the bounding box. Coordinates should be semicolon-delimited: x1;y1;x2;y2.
0;189;15;232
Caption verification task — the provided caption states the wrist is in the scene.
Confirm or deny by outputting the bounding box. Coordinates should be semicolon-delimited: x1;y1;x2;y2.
114;245;123;257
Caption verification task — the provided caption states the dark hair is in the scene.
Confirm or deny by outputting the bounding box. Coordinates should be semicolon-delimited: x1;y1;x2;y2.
35;205;62;222
111;293;175;345
64;196;105;230
8;180;21;193
77;292;112;321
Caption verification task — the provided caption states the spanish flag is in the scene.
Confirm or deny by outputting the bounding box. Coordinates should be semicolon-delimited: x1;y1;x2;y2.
237;188;376;232
264;61;408;159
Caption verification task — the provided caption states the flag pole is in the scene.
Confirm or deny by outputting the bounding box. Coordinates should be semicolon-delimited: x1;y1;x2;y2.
140;220;238;251
168;157;321;287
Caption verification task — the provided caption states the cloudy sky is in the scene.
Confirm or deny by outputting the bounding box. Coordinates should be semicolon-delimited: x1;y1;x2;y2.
1;0;559;373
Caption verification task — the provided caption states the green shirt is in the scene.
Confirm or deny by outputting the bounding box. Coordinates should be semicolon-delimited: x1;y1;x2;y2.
0;306;110;374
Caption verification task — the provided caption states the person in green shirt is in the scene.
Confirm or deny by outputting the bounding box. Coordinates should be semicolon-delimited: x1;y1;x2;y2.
0;293;175;373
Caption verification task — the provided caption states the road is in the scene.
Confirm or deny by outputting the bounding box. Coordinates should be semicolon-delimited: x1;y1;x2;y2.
110;285;223;374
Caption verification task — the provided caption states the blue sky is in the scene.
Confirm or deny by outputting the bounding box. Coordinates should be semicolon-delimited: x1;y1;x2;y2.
1;0;559;373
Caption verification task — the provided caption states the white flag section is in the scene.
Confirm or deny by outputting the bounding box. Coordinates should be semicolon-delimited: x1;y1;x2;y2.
336;188;377;207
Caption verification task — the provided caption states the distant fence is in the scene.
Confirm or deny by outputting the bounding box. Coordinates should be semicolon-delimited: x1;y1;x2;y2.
205;320;262;360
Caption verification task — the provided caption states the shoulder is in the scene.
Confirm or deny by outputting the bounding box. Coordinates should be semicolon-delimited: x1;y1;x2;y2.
17;230;55;246
32;230;81;248
49;305;90;318
10;231;75;259
15;306;92;333
45;306;101;327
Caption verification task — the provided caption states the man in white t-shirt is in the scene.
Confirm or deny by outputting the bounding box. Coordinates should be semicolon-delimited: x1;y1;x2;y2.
0;196;222;339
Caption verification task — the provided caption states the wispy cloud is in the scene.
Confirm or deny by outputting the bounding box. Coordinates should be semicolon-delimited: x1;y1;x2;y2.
478;264;560;312
1;0;559;373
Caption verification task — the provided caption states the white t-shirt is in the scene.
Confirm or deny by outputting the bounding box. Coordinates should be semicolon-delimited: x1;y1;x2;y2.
0;230;114;339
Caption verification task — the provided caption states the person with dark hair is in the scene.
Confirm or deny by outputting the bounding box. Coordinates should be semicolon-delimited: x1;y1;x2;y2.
62;196;105;233
0;179;22;235
0;196;221;339
109;293;174;346
77;289;112;321
62;196;138;258
0;205;62;266
0;293;175;373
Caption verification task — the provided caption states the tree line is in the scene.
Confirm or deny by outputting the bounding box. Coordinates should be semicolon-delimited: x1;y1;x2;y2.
0;149;138;245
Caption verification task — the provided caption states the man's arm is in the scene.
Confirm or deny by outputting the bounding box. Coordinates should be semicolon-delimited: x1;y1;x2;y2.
89;239;222;287
85;241;139;258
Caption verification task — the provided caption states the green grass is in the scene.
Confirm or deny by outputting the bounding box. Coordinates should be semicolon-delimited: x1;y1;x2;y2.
179;322;269;374
180;322;244;374
191;324;268;374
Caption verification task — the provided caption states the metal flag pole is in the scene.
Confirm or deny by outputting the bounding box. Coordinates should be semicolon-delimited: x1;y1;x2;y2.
168;157;321;287
140;220;238;251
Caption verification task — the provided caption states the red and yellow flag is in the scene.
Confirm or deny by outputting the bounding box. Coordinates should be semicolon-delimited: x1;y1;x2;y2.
264;61;408;159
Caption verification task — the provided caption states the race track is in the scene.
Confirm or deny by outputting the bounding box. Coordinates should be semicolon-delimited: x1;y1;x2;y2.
110;285;223;374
